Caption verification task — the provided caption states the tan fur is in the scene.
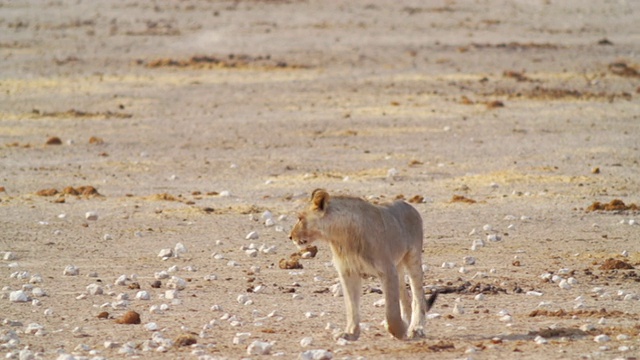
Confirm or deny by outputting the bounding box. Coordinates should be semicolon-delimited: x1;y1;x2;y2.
289;189;435;340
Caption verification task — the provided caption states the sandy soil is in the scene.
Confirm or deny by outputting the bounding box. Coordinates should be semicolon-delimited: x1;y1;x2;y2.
1;1;640;359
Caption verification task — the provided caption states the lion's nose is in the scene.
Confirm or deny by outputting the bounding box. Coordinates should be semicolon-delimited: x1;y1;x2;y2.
288;235;292;240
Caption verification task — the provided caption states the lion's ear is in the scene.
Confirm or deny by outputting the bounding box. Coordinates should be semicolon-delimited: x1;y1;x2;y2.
311;188;329;211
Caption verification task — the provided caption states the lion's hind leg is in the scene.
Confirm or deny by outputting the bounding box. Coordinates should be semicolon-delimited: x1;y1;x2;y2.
398;266;412;324
380;265;407;339
405;250;427;339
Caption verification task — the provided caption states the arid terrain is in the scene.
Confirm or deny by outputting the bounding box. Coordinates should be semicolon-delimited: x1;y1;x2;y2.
1;1;640;359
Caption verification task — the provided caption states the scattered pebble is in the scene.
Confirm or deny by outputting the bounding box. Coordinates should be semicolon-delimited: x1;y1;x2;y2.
593;334;610;343
247;340;272;355
85;211;99;221
246;231;259;240
9;290;30;303
300;337;314;347
300;349;333;360
63;265;79;276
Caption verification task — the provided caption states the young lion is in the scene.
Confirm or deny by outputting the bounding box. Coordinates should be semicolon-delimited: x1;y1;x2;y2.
289;189;437;340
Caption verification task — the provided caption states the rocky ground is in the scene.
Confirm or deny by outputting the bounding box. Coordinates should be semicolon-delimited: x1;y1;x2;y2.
1;0;639;359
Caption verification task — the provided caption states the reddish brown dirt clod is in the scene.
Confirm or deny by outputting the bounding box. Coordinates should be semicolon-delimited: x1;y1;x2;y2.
46;136;62;145
599;258;634;270
115;310;141;324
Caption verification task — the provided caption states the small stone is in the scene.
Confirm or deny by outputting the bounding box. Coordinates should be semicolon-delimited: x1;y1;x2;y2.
175;334;197;346
580;324;596;332
558;279;571;290
115;274;128;286
158;249;173;259
25;323;44;334
233;332;251;344
136;291;151;300
265;218;275;227
3;252;16;260
10;290;30;302
167;276;187;290
474;294;485;301
463;256;476;265
534;335;548;345
487;234;502;242
63;265;79;276
85;211;99;221
593;334;610;343
300;336;314;347
373;299;385;307
247;340;272;355
299;349;334;360
246;231;259;240
31;288;46;297
165;290;179;299
174;242;187;256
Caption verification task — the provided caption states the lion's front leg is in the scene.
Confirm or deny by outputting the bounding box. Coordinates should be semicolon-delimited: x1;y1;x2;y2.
334;270;361;341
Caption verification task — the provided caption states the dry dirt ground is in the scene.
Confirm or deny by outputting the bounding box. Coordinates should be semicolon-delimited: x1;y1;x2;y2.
1;1;640;359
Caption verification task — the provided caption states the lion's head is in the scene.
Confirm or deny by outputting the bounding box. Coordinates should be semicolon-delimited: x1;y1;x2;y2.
289;189;329;247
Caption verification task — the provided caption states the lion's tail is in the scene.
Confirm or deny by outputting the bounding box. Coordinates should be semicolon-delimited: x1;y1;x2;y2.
425;290;438;312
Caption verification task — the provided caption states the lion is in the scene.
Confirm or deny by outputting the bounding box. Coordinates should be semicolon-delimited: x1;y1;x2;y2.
289;189;437;341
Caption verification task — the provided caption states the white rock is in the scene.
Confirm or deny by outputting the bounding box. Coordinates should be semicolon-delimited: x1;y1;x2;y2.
567;277;578;285
233;332;251;345
526;291;543;296
499;315;513;322
238;294;251;304
246;231;259;240
103;234;113;240
534;335;548;345
299;349;334;360
300;336;314;347
136;291;151;300
115;274;128;286
29;274;43;283
558;279;571;290
441;262;456;269
580;324;596;332
487;234;502;242
63;265;79;276
617;334;630;341
167;276;186;290
246;249;258;257
482;224;493;232
453;304;464;315
158;249;173;259
621;250;629;257
165;290;179;299
265;218;275;227
145;322;159;331
474;294;485;301
598;317;606;325
459;267;469;274
9;290;30;302
174;242;187;256
204;274;218;281
373;299;385;307
426;313;441;320
3;252;16;260
25;323;44;334
31;288;46;297
463;256;476;265
219;190;231;197
594;334;610;343
85;211;98;221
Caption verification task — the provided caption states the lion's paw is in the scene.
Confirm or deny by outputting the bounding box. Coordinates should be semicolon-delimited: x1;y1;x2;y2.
407;327;425;339
333;331;359;342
